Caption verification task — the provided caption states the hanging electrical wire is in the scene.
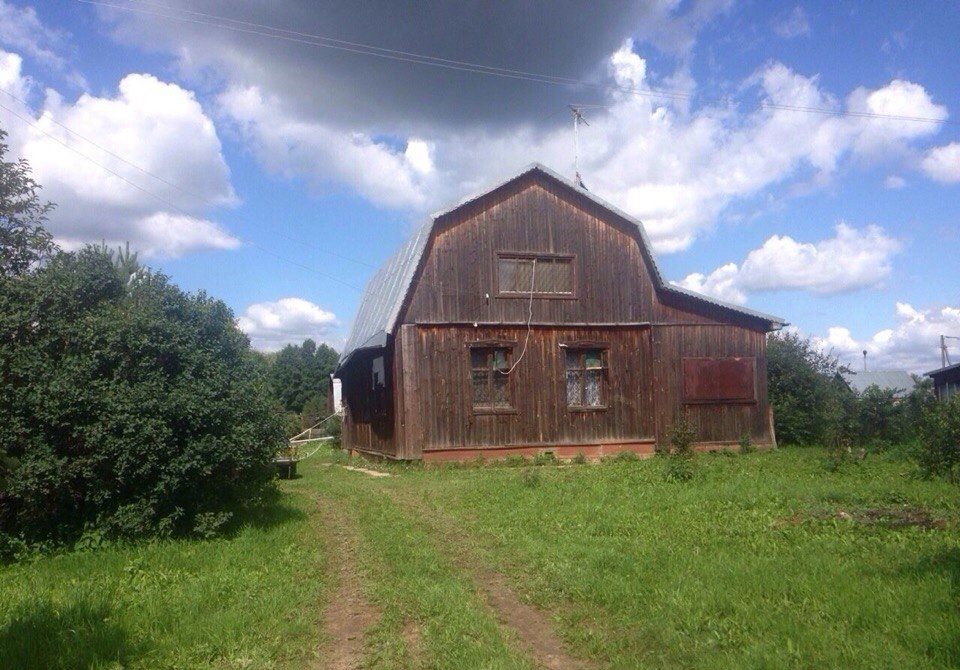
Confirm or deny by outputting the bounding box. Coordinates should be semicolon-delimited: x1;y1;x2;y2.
499;258;536;376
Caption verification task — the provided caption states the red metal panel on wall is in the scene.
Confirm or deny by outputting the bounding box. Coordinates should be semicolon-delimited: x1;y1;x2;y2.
683;357;756;403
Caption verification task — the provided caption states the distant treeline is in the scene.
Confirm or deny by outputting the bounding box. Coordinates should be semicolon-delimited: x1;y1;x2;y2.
259;339;340;437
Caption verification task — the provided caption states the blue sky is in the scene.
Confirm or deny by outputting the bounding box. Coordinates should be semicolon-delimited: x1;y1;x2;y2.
0;0;957;370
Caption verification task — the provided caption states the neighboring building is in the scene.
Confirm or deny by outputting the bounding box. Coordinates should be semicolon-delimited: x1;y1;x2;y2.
926;363;960;402
840;370;916;399
335;164;786;462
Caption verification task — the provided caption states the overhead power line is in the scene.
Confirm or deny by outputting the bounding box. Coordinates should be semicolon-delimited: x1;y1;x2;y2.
77;0;955;126
0;99;362;291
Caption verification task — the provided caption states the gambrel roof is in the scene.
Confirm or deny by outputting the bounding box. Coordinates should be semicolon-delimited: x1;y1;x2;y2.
338;163;786;371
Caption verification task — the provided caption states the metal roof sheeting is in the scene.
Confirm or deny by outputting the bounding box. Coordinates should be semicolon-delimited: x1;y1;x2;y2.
840;370;916;396
337;163;787;371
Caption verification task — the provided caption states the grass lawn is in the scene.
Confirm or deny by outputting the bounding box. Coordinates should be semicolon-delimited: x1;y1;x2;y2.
2;445;958;669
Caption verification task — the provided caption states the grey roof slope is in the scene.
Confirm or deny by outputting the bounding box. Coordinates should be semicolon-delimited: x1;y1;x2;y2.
840;370;916;396
338;163;787;370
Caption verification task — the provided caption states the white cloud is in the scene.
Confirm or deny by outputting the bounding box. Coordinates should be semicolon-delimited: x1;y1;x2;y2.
218;85;437;211
0;0;84;87
675;223;901;303
57;213;240;258
0;49;29;99
773;6;811;39
813;302;960;373
921;142;960;183
237;297;339;352
214;42;947;253
884;175;906;189
675;262;746;304
0;51;238;257
0;0;64;70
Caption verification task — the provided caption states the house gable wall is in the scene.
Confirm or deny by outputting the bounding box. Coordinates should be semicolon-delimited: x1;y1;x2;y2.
374;174;773;457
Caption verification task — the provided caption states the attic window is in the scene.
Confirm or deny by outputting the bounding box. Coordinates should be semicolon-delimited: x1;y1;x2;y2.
497;253;574;297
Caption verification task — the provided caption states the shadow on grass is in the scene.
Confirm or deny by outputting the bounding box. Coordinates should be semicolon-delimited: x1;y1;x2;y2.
224;485;309;536
0;598;145;670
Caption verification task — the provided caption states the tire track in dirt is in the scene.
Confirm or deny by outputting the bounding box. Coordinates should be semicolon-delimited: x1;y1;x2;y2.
316;499;381;670
383;484;594;670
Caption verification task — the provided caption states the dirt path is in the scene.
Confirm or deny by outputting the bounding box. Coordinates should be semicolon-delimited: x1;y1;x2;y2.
316;500;381;670
384;485;593;670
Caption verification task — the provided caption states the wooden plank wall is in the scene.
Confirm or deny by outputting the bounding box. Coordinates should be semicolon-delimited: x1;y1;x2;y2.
651;325;770;445
341;347;400;457
397;325;655;455
402;177;658;325
341;172;775;458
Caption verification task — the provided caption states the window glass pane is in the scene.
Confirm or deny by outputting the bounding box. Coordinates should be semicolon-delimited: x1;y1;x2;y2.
565;349;580;370
498;258;521;292
585;370;602;406
514;259;534;292
584;349;602;369
499;255;572;294
493;348;508;370
535;259;573;294
471;369;490;404
566;370;583;405
470;348;487;369
492;375;509;406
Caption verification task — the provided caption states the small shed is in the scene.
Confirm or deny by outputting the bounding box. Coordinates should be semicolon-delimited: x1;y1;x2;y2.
840;370;916;398
926;363;960;402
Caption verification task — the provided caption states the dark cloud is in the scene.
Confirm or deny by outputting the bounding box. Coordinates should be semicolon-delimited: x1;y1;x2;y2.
100;0;715;132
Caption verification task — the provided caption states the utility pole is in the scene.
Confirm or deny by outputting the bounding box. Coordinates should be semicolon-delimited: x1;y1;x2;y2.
569;105;589;189
942;334;960;367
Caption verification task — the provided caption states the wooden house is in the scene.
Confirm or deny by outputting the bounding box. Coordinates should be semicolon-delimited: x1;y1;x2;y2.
335;164;786;462
926;363;960;402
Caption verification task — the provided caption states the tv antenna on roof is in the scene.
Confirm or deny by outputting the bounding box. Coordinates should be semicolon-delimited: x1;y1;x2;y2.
569;105;589;189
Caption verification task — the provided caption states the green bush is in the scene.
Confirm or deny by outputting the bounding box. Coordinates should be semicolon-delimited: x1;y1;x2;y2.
324;413;342;439
0;246;285;556
917;395;960;482
664;413;697;481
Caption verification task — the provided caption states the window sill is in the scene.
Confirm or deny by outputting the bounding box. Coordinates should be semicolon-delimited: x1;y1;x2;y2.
497;293;578;301
567;405;608;412
472;407;520;416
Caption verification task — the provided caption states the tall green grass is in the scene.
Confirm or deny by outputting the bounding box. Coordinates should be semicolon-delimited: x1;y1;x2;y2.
404;448;960;669
3;446;957;669
0;463;330;670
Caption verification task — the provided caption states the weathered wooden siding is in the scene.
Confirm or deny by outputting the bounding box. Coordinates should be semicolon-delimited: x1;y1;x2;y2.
340;347;400;457
402;177;658;325
651;324;770;445
396;324;655;456
344;172;775;458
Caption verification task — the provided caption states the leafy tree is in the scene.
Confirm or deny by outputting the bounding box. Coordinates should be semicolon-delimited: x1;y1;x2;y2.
767;331;842;446
0;245;285;556
0;128;55;278
917;394;960;482
267;338;339;414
